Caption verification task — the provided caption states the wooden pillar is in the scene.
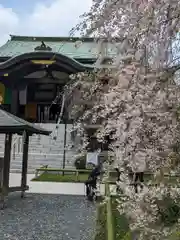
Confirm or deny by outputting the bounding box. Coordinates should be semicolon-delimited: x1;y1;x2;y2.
3;133;12;191
0;157;4;209
0;133;12;209
62;122;67;176
0;157;3;187
11;89;19;115
21;131;29;198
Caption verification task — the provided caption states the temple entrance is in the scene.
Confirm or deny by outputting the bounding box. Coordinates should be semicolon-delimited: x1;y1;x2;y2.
36;103;60;123
25;82;62;123
1;84;62;123
0;83;63;123
24;103;61;123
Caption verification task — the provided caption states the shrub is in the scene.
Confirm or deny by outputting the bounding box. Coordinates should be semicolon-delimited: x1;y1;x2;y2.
94;203;106;240
158;197;180;227
112;198;130;240
170;231;180;240
74;155;86;170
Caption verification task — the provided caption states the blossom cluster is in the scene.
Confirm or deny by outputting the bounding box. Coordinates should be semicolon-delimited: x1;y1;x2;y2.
67;0;180;237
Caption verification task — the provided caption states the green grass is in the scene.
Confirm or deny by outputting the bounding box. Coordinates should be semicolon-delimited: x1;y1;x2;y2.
94;197;130;240
32;172;89;183
111;197;130;240
94;203;106;240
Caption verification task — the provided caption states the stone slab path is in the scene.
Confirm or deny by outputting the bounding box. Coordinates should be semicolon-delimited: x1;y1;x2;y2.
10;173;87;195
9;173;117;195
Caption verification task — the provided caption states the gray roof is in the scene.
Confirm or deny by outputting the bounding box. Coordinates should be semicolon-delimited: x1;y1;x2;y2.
0;107;51;135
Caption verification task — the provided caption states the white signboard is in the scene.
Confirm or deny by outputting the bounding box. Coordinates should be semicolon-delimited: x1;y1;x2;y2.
86;152;99;166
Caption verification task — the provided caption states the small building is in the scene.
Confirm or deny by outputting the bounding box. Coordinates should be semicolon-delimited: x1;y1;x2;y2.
0;107;51;208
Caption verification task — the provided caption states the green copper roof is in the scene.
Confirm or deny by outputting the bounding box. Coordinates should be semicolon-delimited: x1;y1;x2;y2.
0;35;117;59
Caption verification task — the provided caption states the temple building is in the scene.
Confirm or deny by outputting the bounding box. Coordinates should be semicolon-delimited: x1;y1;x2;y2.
0;35;116;171
0;35;116;123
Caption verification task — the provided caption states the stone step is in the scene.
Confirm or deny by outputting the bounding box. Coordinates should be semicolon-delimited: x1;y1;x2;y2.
10;169;35;174
11;162;72;168
8;123;76;171
11;160;74;166
11;157;73;161
13;152;75;157
11;163;66;169
28;147;66;151
10;163;74;172
11;161;73;167
11;157;74;163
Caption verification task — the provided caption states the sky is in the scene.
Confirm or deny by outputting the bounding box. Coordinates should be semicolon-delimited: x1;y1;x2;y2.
0;0;92;46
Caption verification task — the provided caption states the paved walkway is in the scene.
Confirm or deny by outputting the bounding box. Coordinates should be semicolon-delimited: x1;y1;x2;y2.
9;173;109;195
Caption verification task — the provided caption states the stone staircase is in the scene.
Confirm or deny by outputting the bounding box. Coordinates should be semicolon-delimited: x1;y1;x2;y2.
0;124;77;173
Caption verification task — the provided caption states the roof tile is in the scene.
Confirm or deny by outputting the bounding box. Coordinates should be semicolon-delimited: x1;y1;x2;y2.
0;107;51;135
0;36;117;59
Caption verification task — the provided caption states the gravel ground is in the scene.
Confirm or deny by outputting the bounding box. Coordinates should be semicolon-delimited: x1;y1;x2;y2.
0;194;96;240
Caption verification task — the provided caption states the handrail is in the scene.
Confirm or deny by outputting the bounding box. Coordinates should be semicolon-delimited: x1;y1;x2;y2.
12;135;18;159
12;135;18;151
12;135;22;159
